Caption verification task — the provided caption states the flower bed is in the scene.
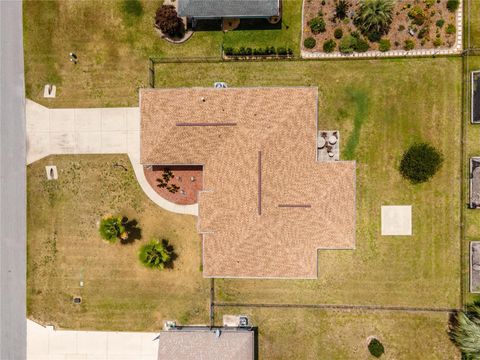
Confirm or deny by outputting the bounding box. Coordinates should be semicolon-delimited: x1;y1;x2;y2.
302;0;460;54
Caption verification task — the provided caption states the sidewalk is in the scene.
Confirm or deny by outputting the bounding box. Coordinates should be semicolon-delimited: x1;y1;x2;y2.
26;100;198;216
27;319;159;360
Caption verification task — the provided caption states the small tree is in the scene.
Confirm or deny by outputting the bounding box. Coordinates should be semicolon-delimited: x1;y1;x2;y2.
449;304;480;358
304;37;317;49
155;5;184;38
308;16;326;34
99;215;127;243
447;0;460;12
139;238;174;270
399;143;443;184
368;338;385;358
355;0;394;42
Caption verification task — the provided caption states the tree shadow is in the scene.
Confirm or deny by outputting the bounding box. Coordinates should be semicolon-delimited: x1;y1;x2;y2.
162;238;178;269
121;217;142;244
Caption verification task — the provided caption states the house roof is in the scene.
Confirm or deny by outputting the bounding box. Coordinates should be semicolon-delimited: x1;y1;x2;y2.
140;87;356;279
157;328;254;360
177;0;279;18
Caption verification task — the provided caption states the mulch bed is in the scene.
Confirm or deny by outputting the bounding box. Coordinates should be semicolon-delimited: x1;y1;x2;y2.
303;0;458;52
143;165;203;205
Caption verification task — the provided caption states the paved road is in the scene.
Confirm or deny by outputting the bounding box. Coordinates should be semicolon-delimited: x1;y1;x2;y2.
0;1;27;359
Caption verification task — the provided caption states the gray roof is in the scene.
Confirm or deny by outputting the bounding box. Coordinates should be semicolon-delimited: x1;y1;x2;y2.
157;328;254;360
178;0;279;18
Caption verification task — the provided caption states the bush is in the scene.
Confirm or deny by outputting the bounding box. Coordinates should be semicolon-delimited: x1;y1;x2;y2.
447;0;460;12
355;0;394;41
417;27;428;39
446;24;456;34
138;238;174;270
304;37;317;49
323;39;336;53
277;47;287;55
408;5;426;25
224;47;234;55
155;5;184;38
433;38;443;47
334;28;344;39
399;143;443;183
353;37;369;52
339;35;356;53
309;16;326;34
436;19;445;28
378;38;391;51
404;39;415;50
449;304;480;358
99;215;127;243
335;0;350;20
368;338;385;358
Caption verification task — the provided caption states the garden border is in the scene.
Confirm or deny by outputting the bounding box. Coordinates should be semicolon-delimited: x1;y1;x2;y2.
300;0;463;59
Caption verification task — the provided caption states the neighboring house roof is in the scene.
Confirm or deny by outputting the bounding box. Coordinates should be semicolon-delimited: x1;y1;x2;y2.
140;87;356;279
177;0;279;18
157;328;254;360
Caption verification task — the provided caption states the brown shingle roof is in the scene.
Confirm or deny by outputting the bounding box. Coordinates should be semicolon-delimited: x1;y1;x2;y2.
141;87;356;278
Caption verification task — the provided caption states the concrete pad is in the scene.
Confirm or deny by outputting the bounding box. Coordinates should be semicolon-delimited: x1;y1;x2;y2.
50;132;76;153
74;109;101;131
26;100;50;132
126;108;140;131
101;108;127;131
75;132;102;153
101;131;127;153
50;109;75;132
381;205;412;236
27;132;50;163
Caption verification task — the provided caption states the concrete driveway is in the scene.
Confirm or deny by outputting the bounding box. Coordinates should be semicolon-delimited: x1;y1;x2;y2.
27;320;159;360
26;100;140;164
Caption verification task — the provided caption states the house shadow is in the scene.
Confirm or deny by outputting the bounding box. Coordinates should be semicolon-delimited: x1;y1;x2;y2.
121;218;142;244
191;18;282;32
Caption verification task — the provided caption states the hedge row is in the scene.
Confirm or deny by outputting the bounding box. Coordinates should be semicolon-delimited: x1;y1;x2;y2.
224;46;294;56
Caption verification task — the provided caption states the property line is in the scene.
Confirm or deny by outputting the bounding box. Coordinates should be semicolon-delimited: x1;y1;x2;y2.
258;151;262;215
214;302;458;313
176;122;237;127
278;204;311;208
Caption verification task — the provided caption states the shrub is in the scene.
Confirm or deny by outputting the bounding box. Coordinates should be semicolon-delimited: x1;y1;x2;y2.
399;143;443;183
408;5;426;25
323;39;336;53
99;215;127;243
334;28;344;39
155;5;185;38
353;36;369;52
433;38;443;47
446;24;456;34
339;35;356;53
335;0;350;20
449;304;480;358
378;38;391;51
436;19;445;28
398;24;405;31
309;16;326;34
138;238;174;270
417;27;428;39
355;0;394;41
424;0;436;7
277;46;287;55
368;338;385;358
304;37;317;49
224;47;234;55
404;39;415;50
447;0;460;12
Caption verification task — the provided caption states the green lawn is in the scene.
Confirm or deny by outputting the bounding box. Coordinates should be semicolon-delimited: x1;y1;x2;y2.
468;0;480;48
23;0;301;108
215;307;459;359
155;57;462;308
27;155;209;330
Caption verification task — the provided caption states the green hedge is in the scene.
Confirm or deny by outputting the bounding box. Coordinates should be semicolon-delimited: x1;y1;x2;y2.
224;46;294;57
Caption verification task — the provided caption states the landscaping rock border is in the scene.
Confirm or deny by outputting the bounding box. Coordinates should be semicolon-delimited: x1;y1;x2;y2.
301;0;463;59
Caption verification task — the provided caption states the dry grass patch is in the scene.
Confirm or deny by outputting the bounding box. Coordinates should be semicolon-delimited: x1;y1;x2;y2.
27;155;209;331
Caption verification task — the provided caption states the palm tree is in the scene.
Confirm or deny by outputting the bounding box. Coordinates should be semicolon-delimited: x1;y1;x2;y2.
354;0;394;41
449;305;480;359
139;239;174;270
99;215;127;243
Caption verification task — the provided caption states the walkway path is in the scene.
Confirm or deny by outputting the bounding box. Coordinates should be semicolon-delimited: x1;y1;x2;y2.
26;100;198;216
27;319;159;360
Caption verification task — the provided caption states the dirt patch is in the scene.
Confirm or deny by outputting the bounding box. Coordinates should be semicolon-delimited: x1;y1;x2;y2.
303;0;458;52
144;165;203;205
